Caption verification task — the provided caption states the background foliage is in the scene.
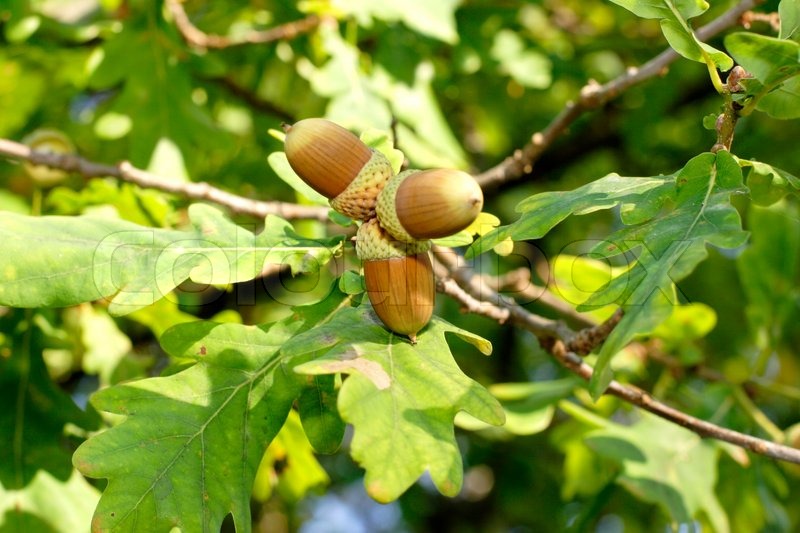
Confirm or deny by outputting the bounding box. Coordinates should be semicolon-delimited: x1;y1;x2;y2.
1;0;799;531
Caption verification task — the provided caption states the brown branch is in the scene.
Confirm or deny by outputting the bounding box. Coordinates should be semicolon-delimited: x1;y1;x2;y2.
550;340;800;464
435;248;800;465
166;0;322;49
0;138;331;221
566;308;624;355
474;0;762;190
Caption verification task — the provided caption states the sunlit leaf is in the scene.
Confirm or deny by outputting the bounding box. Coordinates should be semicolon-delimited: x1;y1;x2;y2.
283;307;504;502
0;205;340;315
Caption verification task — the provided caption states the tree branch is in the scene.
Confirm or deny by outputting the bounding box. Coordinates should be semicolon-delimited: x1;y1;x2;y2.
475;0;761;190
165;0;323;49
0;138;331;221
433;248;800;465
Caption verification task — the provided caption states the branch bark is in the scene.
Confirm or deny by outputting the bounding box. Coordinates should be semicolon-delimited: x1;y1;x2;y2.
474;0;761;190
165;0;323;49
0;138;331;221
433;249;800;465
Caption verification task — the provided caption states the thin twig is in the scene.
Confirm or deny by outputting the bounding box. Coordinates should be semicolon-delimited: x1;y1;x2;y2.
0;138;331;221
435;249;800;465
474;0;761;190
166;0;323;49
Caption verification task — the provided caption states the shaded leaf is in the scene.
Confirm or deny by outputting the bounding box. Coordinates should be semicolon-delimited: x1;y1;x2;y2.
736;201;800;352
283;307;504;502
585;412;729;533
739;158;800;206
0;312;99;489
251;411;330;503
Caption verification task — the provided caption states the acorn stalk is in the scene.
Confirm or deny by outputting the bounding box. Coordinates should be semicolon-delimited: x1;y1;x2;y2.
356;219;434;342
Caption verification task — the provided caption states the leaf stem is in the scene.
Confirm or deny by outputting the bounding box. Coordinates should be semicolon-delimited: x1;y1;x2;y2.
732;386;785;442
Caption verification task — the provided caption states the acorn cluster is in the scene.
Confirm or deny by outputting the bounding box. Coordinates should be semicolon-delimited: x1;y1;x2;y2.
283;118;483;342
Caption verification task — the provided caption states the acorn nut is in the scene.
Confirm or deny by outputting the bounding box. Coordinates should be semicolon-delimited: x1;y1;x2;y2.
356;219;434;343
376;168;484;242
283;118;393;220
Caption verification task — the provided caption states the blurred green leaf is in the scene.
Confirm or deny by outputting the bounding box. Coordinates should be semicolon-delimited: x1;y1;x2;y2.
0;469;99;533
284;307;504;502
585;412;729;533
726;33;800;119
332;0;460;43
0;205;340;315
457;378;578;436
252;410;330;503
780;0;800;39
491;30;552;89
738;158;800;206
607;0;731;70
0;313;99;489
737;201;800;352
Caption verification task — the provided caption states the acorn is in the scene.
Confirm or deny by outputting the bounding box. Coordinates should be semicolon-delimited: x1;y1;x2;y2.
355;219;434;342
376;168;483;242
283;118;393;220
22;129;75;187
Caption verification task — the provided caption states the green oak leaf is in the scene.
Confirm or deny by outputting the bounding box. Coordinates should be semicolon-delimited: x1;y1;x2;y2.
73;320;302;533
468;173;675;257
738;158;800;206
780;0;800;39
585;412;729;533
725;33;800;119
72;289;357;531
736;201;800;354
580;152;748;395
0;469;100;533
0;204;339;315
282;306;504;502
607;0;732;70
0;311;99;489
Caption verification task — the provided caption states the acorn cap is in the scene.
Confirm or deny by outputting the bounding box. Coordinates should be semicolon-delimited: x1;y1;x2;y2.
283;118;373;199
329;150;393;220
355;218;430;262
376;168;484;241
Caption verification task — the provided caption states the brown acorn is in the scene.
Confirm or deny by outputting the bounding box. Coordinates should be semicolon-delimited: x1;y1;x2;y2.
283;118;393;220
376;168;483;242
356;219;434;342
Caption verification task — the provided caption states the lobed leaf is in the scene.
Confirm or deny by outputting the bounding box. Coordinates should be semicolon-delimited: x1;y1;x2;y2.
607;0;732;70
73;288;359;532
585;412;729;533
282;306;504;502
0;313;99;488
725;33;800;119
580;152;748;395
0;204;340;315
